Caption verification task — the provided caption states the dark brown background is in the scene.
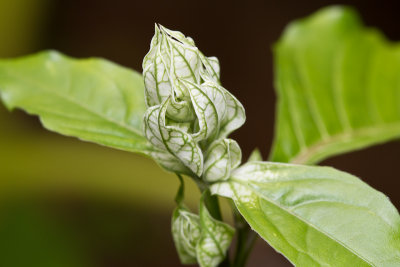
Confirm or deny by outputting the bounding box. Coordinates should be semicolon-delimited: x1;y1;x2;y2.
3;0;400;266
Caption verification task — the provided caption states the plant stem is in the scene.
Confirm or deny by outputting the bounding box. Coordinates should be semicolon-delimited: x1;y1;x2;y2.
204;192;223;221
232;203;257;267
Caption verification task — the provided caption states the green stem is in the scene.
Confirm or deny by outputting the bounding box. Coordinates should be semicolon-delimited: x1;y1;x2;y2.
232;203;257;267
174;174;185;204
203;192;223;221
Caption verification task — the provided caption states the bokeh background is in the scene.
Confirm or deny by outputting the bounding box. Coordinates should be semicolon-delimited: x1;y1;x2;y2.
1;0;400;266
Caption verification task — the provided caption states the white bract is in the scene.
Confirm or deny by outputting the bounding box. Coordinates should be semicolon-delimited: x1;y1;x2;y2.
203;139;241;182
142;24;245;180
172;206;202;264
172;201;234;267
196;199;235;267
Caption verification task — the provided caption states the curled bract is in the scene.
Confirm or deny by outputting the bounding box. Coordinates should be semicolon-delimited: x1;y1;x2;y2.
172;191;235;267
203;139;241;182
142;24;245;180
171;206;202;264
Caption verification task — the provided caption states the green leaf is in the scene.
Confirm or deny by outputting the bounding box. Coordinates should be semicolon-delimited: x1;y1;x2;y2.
270;6;400;164
211;161;400;266
0;50;152;154
196;193;235;267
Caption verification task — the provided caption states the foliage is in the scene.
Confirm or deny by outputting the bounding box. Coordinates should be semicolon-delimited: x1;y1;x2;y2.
271;7;400;164
212;162;400;266
0;51;151;154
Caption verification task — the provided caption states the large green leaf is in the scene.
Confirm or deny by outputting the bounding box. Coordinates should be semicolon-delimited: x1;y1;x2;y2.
270;6;400;164
211;161;400;266
0;50;152;154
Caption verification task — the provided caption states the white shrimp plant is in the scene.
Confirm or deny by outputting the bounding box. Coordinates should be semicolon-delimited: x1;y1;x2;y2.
1;6;400;267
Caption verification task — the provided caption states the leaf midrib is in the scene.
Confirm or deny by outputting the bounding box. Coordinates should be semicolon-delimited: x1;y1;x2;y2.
230;179;374;266
289;122;400;164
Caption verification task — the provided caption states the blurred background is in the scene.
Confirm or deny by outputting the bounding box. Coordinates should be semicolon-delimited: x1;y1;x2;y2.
1;0;400;266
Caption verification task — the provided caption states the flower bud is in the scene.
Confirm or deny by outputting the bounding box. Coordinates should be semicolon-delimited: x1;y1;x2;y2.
142;25;245;179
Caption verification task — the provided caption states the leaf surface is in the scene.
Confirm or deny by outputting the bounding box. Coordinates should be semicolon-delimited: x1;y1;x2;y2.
211;161;400;266
270;6;400;164
0;51;152;154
